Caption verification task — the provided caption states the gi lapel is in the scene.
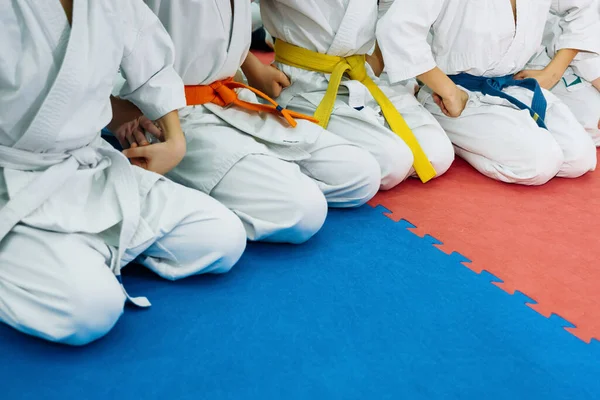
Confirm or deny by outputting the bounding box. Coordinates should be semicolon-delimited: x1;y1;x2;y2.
16;0;87;151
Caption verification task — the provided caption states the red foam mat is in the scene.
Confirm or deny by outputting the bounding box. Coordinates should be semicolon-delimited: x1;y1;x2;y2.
369;152;600;342
252;51;275;65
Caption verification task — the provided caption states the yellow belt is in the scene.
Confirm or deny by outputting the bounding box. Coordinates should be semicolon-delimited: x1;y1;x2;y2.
274;40;436;183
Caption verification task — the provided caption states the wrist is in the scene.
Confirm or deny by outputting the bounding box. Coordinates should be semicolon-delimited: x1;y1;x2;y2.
166;131;186;159
543;64;564;82
166;128;186;145
422;68;461;100
443;84;463;101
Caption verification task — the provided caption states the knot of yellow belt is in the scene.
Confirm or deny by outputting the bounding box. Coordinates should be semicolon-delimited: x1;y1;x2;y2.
185;77;318;128
274;40;437;183
343;55;369;82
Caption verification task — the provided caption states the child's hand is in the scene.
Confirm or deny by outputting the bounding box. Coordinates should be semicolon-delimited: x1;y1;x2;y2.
114;116;163;149
246;63;291;98
433;87;468;118
122;138;186;175
242;51;291;98
516;48;577;90
417;67;468;118
514;68;561;90
122;110;185;175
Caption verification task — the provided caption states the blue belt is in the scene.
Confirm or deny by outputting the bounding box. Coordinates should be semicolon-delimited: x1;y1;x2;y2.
448;73;548;129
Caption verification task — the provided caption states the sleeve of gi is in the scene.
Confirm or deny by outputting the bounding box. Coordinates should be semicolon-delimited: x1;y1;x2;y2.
551;0;600;56
376;0;445;83
571;54;600;82
117;0;186;121
377;0;395;20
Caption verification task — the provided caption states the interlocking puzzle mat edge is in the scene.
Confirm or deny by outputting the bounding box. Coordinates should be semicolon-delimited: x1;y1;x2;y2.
368;203;596;344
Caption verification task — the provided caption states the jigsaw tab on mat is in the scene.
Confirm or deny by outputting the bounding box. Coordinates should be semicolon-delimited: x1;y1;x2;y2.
545;313;576;330
369;201;595;343
382;206;474;264
371;203;400;221
417;233;443;246
477;270;504;285
492;280;521;296
510;290;538;307
566;327;597;344
442;250;471;265
371;204;393;216
528;299;556;318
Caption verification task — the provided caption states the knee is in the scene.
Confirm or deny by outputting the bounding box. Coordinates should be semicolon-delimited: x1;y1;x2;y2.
203;210;247;275
559;134;597;178
351;150;381;206
511;139;564;186
413;122;454;177
379;140;414;191
54;269;125;346
288;184;328;244
420;128;455;178
165;207;247;278
431;145;455;178
239;180;327;244
274;181;328;244
327;147;381;208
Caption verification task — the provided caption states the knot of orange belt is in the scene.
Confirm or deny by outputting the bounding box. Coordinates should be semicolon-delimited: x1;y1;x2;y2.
184;77;318;128
274;40;436;183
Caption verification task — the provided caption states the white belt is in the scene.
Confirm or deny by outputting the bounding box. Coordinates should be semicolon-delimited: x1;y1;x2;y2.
0;142;151;307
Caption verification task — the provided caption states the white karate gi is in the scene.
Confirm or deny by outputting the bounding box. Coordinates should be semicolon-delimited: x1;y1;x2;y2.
260;0;454;190
378;0;599;185
252;1;263;33
0;0;246;346
528;6;600;145
142;0;381;244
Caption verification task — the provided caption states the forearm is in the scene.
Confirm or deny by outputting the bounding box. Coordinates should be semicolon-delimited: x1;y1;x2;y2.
418;67;459;98
107;96;143;132
241;52;264;81
155;110;185;146
545;48;579;82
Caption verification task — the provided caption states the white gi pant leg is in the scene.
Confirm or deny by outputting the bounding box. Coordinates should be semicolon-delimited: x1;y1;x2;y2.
421;87;597;185
210;129;380;244
385;86;455;179
296;130;381;208
287;93;454;191
0;225;125;346
0;175;246;346
211;154;328;244
551;80;600;146
382;79;455;180
125;175;247;280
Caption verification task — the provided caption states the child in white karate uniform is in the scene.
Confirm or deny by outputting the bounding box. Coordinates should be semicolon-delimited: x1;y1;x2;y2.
377;0;599;185
0;0;246;346
528;5;600;144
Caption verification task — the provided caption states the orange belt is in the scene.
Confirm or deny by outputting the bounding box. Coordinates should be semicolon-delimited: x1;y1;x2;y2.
184;77;318;128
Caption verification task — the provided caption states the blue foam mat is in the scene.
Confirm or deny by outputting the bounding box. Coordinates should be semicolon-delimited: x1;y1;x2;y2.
1;206;598;399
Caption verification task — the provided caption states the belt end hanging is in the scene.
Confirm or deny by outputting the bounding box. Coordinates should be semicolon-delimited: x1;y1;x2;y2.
414;162;437;184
